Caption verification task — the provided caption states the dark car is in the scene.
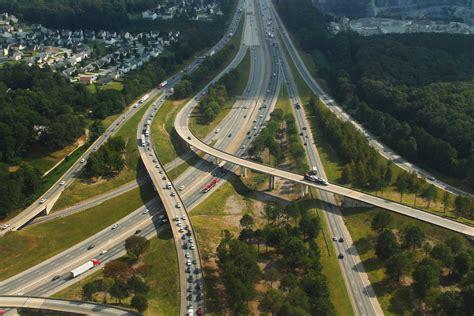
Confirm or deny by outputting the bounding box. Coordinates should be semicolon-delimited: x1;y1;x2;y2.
338;237;344;243
338;254;344;259
135;230;142;235
87;244;95;250
162;176;166;180
52;275;60;281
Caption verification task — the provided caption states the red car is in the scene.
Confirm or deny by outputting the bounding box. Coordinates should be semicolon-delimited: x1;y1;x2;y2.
197;307;203;316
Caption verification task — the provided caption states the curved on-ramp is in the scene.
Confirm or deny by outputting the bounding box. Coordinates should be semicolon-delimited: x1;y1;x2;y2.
0;296;135;315
174;98;474;237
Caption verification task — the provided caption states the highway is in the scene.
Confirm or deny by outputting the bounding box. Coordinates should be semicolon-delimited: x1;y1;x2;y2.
256;0;382;313
270;3;470;198
0;296;135;316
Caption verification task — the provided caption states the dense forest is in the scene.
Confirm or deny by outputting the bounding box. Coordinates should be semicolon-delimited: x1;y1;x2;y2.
215;204;334;314
275;0;474;188
0;0;235;31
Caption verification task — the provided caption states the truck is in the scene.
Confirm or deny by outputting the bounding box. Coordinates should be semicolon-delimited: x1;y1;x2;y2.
304;173;328;186
159;80;168;89
209;50;216;57
139;94;150;104
70;259;100;278
309;166;318;175
202;178;219;193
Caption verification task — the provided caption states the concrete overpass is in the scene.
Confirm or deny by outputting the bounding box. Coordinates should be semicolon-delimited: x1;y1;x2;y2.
174;100;474;237
0;296;135;315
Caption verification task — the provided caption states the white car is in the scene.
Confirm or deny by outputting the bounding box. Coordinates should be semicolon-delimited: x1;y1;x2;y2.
16;292;24;296
181;215;187;220
175;216;180;221
185;252;190;258
179;185;185;191
143;209;149;214
101;250;108;255
186;260;192;266
1;224;10;230
59;180;66;186
80;158;86;163
190;245;195;250
176;203;182;209
111;224;119;229
39;198;47;204
158;214;165;219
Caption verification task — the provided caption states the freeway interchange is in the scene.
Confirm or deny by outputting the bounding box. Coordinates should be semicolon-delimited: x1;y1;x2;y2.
1;0;473;315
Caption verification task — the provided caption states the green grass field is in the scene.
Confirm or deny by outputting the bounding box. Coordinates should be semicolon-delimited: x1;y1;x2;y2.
0;183;155;282
99;82;124;91
53;97;157;211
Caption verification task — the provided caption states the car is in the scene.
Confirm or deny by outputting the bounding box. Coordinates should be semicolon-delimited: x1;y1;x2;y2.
16;292;24;296
190;244;196;250
338;237;344;243
177;222;182;227
176;203;182;209
59;180;66;186
187;287;193;293
192;259;198;265
427;176;436;181
152;159;157;163
187;136;191;140
143;209;149;214
161;219;168;223
111;223;119;229
332;237;337;241
80;158;86;163
39;198;47;204
241;145;246;149
185;252;191;258
179;228;185;233
181;215;187;220
135;230;142;235
186;260;192;266
197;307;203;316
162;176;167;180
302;126;307;130
52;275;60;281
87;245;95;250
159;170;163;174
304;143;307;146
170;192;176;197
253;126;257;130
338;254;344;259
183;243;188;249
179;185;185;191
1;224;10;230
228;133;232;137
189;237;194;243
101;250;108;255
187;276;193;282
243;115;247;118
185;267;191;273
175;216;180;221
182;234;187;240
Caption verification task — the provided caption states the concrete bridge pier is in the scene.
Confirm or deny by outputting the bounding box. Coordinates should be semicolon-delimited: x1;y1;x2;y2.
215;157;221;165
240;166;248;177
268;175;276;190
301;184;309;196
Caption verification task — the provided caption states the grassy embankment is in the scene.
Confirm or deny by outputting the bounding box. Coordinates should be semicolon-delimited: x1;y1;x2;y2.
53;229;179;316
53;96;158;210
0;183;154;282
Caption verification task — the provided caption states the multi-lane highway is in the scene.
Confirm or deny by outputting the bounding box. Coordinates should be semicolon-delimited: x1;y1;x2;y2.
270;4;470;198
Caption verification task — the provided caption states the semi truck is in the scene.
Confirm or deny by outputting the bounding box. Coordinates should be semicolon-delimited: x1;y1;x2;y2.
69;259;101;278
304;173;328;186
159;80;168;89
139;94;150;104
141;135;146;147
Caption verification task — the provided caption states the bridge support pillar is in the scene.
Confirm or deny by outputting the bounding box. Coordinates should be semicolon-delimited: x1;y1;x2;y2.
215;157;221;165
240;166;247;177
301;184;309;197
268;175;276;191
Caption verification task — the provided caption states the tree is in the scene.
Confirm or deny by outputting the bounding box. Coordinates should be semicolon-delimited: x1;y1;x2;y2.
341;164;354;184
260;289;284;316
422;184;437;208
442;191;452;212
384;162;393;185
455;196;472;217
265;227;288;254
371;211;393;232
82;281;100;301
453;252;472;278
431;244;454;271
104;260;132;280
127;276;149;295
110;280;129;304
281;237;307;270
396;174;408;202
386;251;415;282
412;258;440;297
446;236;465;255
101;277;114;303
125;236;150;259
435;291;464;315
131;294;148;313
402;224;424;250
264;268;281;288
375;230;399;261
254;229;265;253
461;285;474;315
298;214;321;240
240;214;254;230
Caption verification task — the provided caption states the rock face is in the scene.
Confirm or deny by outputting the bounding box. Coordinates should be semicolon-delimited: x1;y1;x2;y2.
314;0;474;24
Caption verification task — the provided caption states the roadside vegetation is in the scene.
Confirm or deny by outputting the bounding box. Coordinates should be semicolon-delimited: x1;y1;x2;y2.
55;231;179;315
0;183;154;281
343;206;474;315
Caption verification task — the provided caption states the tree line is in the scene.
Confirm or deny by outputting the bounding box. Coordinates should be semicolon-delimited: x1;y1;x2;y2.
80;235;151;313
249;108;308;173
276;0;474;189
370;211;474;314
216;202;335;315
